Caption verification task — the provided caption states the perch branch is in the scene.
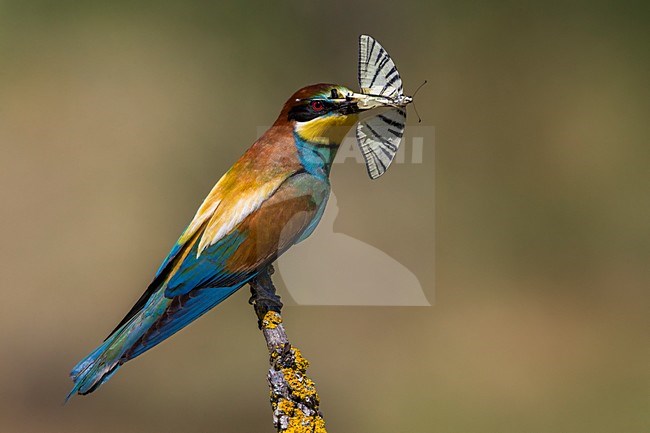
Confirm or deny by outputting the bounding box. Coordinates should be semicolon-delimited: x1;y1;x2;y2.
249;265;327;433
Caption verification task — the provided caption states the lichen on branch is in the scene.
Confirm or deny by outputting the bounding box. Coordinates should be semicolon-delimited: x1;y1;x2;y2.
249;267;327;433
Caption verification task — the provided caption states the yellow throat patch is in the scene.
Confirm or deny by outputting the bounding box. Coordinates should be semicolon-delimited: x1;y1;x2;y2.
295;113;359;145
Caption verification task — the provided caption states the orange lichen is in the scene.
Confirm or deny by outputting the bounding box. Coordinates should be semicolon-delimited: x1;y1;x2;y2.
262;311;283;329
277;399;295;414
262;311;326;432
284;414;327;433
281;368;318;402
291;348;309;372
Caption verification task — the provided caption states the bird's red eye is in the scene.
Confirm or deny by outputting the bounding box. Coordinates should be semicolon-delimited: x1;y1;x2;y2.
310;100;325;112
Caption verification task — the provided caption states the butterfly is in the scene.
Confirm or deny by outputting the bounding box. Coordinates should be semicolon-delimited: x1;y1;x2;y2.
356;34;413;179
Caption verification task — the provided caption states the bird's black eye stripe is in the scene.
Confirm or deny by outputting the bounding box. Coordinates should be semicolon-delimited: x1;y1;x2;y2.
330;89;340;99
288;98;335;122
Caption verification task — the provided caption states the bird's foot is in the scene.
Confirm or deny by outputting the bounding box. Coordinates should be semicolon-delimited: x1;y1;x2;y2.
249;265;283;328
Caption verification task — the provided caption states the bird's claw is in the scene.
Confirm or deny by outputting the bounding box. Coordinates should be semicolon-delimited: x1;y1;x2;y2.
249;265;283;328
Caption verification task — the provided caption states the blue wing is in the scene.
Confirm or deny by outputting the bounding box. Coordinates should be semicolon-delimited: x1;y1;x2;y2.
68;173;328;399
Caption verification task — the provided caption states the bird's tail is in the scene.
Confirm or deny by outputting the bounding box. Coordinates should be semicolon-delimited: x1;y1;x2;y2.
66;320;132;402
66;294;167;402
66;288;172;402
66;285;241;401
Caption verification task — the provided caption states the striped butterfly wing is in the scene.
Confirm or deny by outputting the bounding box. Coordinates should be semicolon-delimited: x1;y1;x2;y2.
358;34;404;99
357;34;407;179
356;107;406;179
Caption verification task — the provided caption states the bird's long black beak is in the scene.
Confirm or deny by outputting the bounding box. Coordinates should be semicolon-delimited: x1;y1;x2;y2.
337;100;362;115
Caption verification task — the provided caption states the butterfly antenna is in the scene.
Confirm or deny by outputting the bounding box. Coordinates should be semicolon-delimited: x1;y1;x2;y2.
412;101;422;123
413;79;428;97
411;80;427;123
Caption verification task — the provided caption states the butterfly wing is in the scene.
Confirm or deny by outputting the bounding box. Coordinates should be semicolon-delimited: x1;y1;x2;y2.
357;35;408;179
358;34;404;99
356;107;406;179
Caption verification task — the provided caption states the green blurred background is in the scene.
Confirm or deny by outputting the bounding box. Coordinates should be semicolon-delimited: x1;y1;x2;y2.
1;1;648;432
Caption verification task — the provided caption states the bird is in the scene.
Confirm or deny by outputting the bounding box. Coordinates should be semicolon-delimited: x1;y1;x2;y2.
67;83;391;400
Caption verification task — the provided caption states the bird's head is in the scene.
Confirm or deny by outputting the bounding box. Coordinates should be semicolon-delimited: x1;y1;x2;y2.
276;83;385;146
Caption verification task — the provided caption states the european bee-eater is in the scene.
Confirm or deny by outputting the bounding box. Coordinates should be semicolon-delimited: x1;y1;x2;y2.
67;84;392;399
